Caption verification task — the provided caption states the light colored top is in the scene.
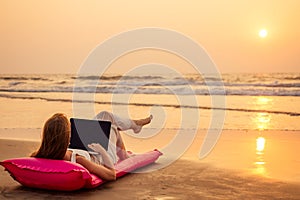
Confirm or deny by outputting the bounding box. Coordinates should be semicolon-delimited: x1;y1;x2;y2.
67;148;103;165
68;148;91;163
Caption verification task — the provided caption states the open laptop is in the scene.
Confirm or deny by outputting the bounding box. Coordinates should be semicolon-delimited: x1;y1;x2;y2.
69;118;111;153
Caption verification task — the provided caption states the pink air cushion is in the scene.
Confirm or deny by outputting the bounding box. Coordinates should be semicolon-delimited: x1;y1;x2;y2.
0;149;162;191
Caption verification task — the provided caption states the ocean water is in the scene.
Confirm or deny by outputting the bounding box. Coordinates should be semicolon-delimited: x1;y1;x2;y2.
1;73;300;96
0;73;299;130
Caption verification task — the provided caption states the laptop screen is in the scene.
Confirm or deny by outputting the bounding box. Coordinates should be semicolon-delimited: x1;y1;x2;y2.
69;118;111;151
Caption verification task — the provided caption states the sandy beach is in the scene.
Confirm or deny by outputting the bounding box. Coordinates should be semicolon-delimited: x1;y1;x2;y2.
1;128;300;199
0;81;300;199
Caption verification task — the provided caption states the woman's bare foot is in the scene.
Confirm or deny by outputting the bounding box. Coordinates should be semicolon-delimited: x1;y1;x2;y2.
132;115;153;133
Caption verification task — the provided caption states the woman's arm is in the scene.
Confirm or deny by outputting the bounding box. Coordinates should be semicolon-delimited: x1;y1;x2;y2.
88;143;115;169
76;155;116;181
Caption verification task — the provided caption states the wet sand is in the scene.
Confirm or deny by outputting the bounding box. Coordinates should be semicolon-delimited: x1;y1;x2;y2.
1;129;300;199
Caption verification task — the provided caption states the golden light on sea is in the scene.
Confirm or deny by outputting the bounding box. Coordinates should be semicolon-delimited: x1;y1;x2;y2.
256;113;271;130
253;97;273;130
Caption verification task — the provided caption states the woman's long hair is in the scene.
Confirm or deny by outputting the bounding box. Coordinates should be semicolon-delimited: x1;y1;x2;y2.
31;113;70;160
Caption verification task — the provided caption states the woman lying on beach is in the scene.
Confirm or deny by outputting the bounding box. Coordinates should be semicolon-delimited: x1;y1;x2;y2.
31;111;152;181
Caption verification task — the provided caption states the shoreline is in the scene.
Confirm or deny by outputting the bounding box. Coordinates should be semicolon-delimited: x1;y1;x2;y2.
1;95;300;131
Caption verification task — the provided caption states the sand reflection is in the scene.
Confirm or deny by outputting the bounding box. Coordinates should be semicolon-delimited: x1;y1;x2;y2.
256;137;266;152
254;136;266;175
252;97;271;175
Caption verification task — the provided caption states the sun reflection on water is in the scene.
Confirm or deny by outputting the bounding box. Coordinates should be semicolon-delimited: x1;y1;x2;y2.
252;96;273;130
255;113;271;130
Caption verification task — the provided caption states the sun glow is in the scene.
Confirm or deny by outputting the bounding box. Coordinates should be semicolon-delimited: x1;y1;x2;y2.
259;29;268;38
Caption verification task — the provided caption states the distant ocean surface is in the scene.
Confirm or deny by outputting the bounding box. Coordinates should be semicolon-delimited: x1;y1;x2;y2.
0;73;299;130
1;73;300;96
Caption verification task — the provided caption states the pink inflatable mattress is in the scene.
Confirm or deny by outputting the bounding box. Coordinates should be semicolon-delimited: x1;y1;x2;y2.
0;149;162;191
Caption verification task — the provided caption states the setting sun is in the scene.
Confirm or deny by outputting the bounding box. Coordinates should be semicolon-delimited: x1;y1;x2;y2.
259;29;268;38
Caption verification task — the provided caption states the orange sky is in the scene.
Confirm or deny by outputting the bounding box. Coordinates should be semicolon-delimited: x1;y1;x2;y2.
0;0;299;74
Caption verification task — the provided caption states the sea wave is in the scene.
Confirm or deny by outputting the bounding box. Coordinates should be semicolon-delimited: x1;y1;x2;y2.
1;73;300;96
225;82;300;88
72;75;164;81
0;86;299;96
0;76;51;81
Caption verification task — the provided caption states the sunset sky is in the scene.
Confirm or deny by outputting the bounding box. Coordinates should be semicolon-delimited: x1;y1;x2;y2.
1;0;299;74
